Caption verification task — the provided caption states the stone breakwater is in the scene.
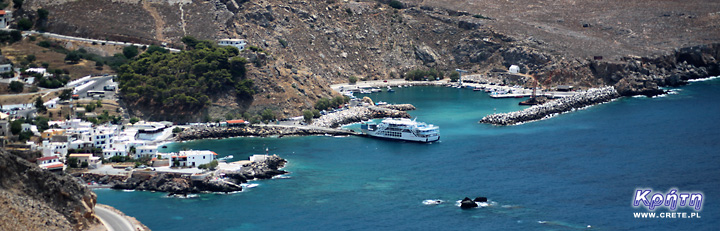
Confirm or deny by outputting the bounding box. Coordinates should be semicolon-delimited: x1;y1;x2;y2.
87;156;288;194
312;105;412;128
480;87;620;125
176;124;356;141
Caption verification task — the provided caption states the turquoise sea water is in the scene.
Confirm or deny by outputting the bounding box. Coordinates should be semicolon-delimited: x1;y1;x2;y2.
95;79;720;230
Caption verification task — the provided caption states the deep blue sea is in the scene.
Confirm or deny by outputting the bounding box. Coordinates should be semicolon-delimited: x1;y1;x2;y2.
95;78;720;230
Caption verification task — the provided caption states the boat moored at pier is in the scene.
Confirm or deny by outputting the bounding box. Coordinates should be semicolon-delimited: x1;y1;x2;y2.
361;118;440;142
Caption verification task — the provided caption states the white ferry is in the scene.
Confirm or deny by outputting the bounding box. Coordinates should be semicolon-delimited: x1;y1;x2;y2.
360;118;440;142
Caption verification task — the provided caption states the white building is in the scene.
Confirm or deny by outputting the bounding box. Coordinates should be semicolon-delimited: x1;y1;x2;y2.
36;156;65;171
218;39;247;51
41;140;69;160
136;145;158;159
43;98;59;109
25;68;51;77
103;146;127;159
249;154;268;162
167;150;217;168
68;153;102;169
509;65;520;74
0;63;11;74
0;10;11;29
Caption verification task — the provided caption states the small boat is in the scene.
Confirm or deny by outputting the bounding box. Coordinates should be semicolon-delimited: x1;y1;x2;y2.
386;86;395;92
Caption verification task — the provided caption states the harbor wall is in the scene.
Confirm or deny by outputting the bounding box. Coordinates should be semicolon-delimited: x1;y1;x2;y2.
479;87;620;125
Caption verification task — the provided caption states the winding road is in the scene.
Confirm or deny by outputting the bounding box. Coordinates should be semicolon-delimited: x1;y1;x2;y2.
95;205;136;231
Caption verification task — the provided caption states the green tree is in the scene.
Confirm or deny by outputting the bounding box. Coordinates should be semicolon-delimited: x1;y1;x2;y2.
25;54;36;63
12;0;23;9
17;18;32;30
261;109;275;122
10;30;22;42
449;71;460;82
181;36;199;49
172;127;182;133
34;116;49;132
35;97;46;112
312;109;321;118
67;157;79;168
349;76;358;84
10;119;23;135
8;81;23;93
37;8;49;20
123;45;139;59
64;51;81;64
146;45;168;54
303;110;313;123
18;131;34;141
129;117;140;124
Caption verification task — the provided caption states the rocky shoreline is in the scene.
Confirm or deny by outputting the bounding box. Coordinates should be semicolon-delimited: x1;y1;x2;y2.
76;155;288;194
479;87;620;125
312;105;414;128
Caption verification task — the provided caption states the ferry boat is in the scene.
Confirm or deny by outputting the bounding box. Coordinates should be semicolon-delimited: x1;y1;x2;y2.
360;118;440;142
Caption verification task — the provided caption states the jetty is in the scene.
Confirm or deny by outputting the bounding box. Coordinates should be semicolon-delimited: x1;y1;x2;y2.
479;86;620;125
176;124;357;141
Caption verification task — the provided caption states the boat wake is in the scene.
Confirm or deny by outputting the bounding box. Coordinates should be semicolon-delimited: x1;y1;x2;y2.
163;194;199;199
688;75;720;82
241;183;259;188
422;199;444;205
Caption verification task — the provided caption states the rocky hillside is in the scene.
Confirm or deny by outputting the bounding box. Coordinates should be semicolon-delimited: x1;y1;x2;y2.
20;0;720;119
0;149;99;231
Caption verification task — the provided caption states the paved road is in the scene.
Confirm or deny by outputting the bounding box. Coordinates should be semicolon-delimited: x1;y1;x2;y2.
95;205;135;231
74;76;116;99
23;30;181;52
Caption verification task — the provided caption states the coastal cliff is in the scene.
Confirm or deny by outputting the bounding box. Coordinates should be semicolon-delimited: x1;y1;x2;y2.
0;149;99;231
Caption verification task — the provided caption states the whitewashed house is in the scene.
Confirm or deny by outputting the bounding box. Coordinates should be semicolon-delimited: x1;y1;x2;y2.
167;150;217;167
218;39;247;51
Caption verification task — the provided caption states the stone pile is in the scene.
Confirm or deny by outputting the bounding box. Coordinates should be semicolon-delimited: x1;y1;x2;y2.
480;87;620;125
312;106;411;128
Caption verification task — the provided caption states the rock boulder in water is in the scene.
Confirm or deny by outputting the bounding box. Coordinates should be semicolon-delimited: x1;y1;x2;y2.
460;197;478;209
473;197;488;202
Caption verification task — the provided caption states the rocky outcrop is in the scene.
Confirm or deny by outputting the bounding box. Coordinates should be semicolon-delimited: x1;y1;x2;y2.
109;155;287;194
73;173;128;186
480;87;620;125
0;149;99;231
380;104;416;111
225;155;288;182
460;197;478;209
